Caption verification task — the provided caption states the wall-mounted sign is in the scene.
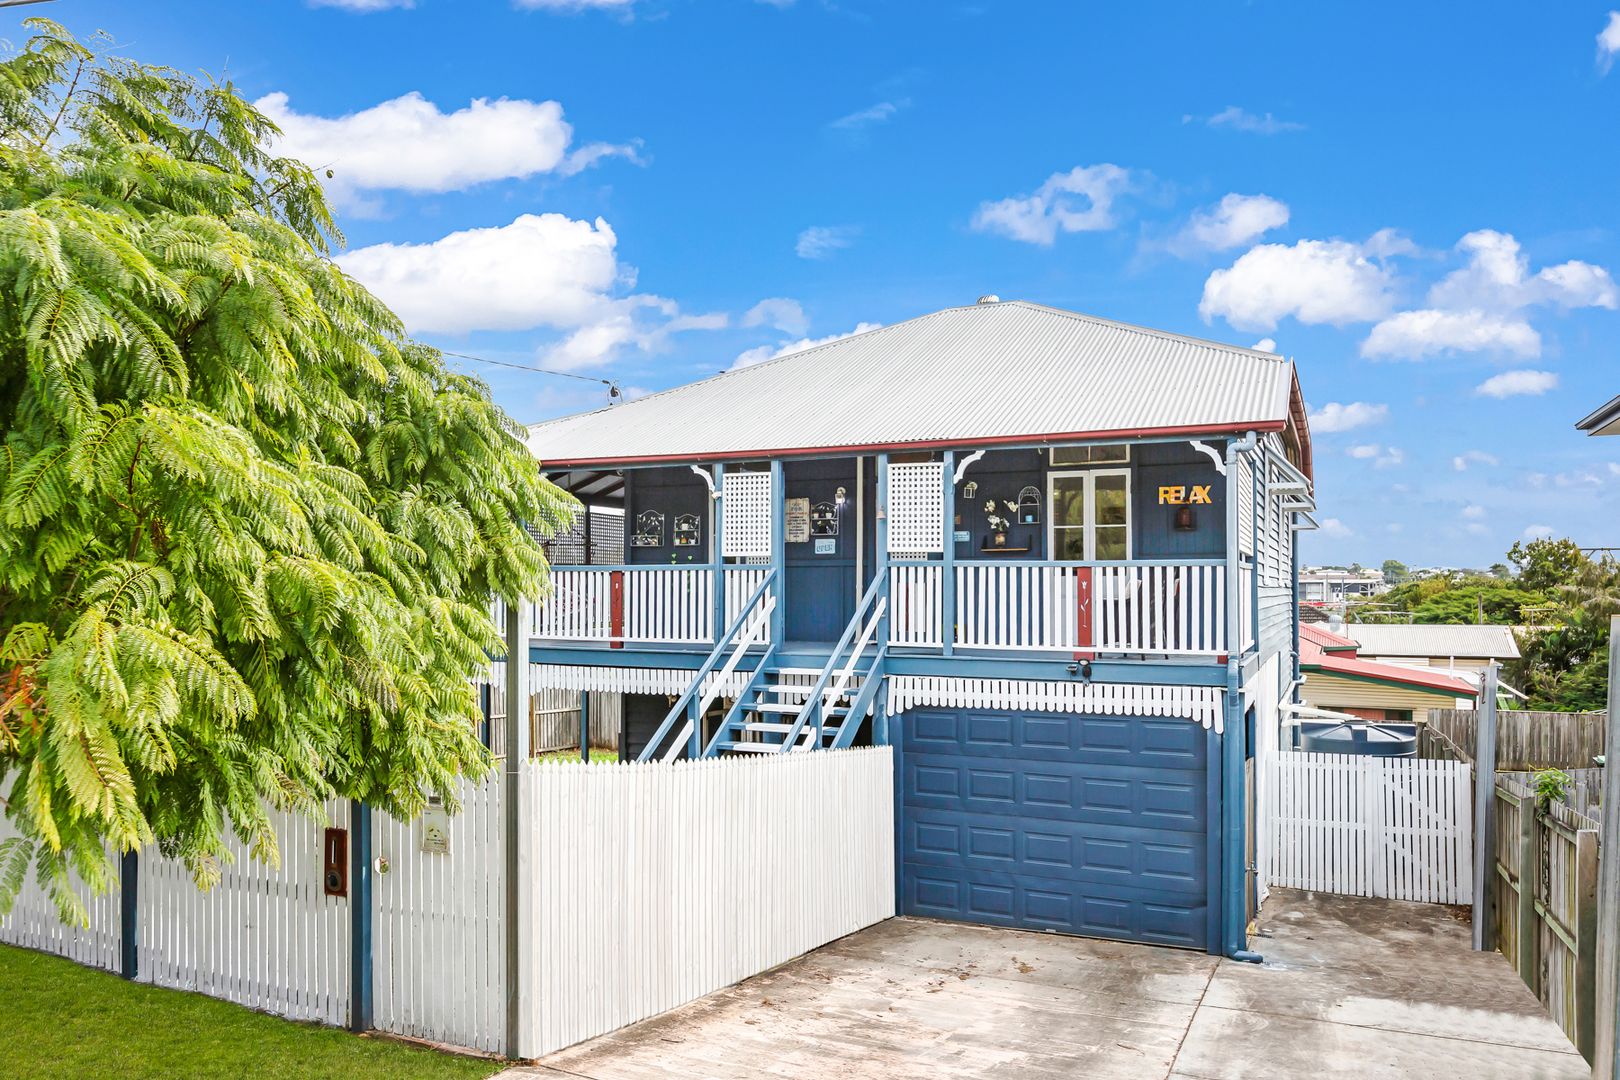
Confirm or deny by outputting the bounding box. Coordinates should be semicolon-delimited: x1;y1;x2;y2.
810;501;839;537
421;806;450;854
953;529;970;543
674;513;702;547
631;509;665;547
814;538;836;555
785;497;810;543
1158;485;1213;506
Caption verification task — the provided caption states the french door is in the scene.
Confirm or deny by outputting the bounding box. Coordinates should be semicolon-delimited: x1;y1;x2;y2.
1048;468;1131;561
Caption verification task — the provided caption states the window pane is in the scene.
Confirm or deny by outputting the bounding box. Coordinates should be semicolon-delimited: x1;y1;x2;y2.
1051;477;1087;527
1055;527;1087;560
1095;526;1127;561
1090;444;1129;463
1095;476;1128;526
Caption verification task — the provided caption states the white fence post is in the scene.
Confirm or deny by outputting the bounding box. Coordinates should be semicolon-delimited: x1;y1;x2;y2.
504;597;533;1058
1592;620;1620;1078
1473;663;1499;950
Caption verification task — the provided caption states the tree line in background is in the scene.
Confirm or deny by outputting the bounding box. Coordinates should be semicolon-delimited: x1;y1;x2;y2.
1354;538;1617;712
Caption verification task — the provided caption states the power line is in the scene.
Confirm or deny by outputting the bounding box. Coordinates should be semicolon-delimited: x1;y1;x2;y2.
438;349;621;402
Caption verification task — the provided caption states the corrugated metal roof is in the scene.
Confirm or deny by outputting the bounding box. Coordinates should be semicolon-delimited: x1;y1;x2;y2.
1577;393;1620;436
1300;634;1479;697
1345;624;1521;660
526;300;1300;466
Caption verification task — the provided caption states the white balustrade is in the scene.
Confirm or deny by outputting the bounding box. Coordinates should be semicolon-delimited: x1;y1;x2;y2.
532;567;714;645
887;564;943;648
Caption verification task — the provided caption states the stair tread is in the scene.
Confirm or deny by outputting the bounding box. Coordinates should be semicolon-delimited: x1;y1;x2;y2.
717;742;781;754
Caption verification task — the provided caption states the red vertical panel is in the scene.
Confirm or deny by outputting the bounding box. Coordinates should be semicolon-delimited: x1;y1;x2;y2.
610;570;625;649
1074;566;1093;659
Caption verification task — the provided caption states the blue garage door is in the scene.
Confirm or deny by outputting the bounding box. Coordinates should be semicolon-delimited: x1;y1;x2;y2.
900;707;1210;950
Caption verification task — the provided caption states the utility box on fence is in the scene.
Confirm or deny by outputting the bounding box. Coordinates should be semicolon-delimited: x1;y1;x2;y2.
323;827;348;898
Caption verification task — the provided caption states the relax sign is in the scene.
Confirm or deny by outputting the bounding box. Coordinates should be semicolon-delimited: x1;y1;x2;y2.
1158;484;1213;505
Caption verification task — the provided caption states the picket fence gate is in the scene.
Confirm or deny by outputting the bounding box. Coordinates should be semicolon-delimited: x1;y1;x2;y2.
1265;751;1474;904
1;747;895;1060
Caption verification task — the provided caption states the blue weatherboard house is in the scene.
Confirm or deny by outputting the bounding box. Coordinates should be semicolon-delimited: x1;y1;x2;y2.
524;298;1317;959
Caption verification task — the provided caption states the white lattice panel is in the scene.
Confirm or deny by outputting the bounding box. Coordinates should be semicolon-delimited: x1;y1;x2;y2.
887;461;943;554
722;471;772;558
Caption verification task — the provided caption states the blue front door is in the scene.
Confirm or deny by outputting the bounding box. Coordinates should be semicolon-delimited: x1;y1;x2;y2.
782;458;873;642
899;707;1210;950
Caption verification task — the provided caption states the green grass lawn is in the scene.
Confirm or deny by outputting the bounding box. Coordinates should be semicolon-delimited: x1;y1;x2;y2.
2;943;505;1080
533;746;619;763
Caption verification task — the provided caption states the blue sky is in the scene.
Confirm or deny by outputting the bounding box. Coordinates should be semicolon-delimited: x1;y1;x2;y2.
39;1;1620;569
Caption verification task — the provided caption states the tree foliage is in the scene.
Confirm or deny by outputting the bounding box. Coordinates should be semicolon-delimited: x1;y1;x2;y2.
0;22;575;921
1507;537;1585;592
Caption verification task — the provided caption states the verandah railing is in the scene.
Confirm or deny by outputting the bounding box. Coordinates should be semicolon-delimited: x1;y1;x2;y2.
534;559;1231;657
890;559;1229;657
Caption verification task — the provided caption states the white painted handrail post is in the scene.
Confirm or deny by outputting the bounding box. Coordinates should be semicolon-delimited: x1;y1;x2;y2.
874;453;890;744
1592;617;1620;1077
769;459;785;647
1472;662;1498;951
503;597;532;1057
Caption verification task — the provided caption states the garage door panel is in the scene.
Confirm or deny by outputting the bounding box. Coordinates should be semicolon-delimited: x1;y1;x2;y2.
903;755;1206;828
903;809;1205;896
903;864;1207;948
900;707;1210;951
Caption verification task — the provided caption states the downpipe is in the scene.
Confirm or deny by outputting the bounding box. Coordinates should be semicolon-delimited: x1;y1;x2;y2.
1222;431;1258;961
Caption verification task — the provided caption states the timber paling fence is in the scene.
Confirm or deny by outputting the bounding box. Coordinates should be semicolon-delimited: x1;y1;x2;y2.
0;747;895;1058
1423;708;1607;772
1491;775;1601;1064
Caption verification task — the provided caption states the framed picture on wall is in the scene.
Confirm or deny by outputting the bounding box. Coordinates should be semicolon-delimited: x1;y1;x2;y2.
631;509;664;548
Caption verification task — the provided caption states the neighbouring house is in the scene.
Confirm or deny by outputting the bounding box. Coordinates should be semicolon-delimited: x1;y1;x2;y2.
1343;622;1519;689
1297;624;1478;724
1297;566;1387;607
525;297;1316;958
1577;393;1620;437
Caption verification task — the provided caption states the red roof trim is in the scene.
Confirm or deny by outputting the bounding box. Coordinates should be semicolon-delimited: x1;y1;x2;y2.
1299;634;1477;697
535;419;1288;469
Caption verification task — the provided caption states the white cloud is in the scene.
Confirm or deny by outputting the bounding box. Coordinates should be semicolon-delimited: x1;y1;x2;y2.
1476;369;1559;398
1427;230;1618;313
339;213;727;369
1168;193;1289;256
1251;337;1277;353
1523;524;1556;541
1200;106;1305;135
1319;517;1353;538
733;322;882;370
1199;237;1397;331
1362;231;1615;360
1307;401;1388;433
971;164;1133;245
742;298;809;336
796;225;858;260
1347;443;1404;468
1346;444;1380;459
829;99;909;130
1452;450;1500;471
1462;504;1487;519
257;91;635;207
339;213;620;334
1361;310;1541;360
1600;11;1620;73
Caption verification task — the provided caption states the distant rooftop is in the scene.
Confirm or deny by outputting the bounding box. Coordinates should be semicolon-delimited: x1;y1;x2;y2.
1345;623;1520;661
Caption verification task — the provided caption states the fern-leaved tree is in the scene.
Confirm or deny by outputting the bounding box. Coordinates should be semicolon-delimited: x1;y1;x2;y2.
0;21;575;921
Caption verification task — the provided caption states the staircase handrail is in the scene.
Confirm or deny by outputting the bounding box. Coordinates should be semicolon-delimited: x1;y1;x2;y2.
636;568;778;762
779;573;888;752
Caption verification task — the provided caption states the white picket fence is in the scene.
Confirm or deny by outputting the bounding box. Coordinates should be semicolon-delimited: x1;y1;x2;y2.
1264;751;1474;905
521;747;894;1058
1;748;895;1060
138;801;354;1026
372;776;506;1054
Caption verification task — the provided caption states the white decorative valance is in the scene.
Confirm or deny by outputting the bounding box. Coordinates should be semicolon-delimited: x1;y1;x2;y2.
887;676;1225;732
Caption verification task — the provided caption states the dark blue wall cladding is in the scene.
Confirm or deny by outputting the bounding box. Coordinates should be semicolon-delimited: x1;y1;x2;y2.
782;457;877;641
952;443;1225;563
625;466;710;565
899;706;1209;950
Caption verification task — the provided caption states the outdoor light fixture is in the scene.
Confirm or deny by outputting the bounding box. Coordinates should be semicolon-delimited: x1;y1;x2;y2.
1175;504;1196;532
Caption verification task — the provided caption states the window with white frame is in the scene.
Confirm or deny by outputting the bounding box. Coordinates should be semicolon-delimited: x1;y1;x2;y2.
1048;469;1130;560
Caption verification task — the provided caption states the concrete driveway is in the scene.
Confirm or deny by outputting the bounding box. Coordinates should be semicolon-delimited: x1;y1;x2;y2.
511;889;1586;1080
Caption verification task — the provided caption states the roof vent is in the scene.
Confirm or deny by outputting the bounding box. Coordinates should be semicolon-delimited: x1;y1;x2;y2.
977;294;1000;304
